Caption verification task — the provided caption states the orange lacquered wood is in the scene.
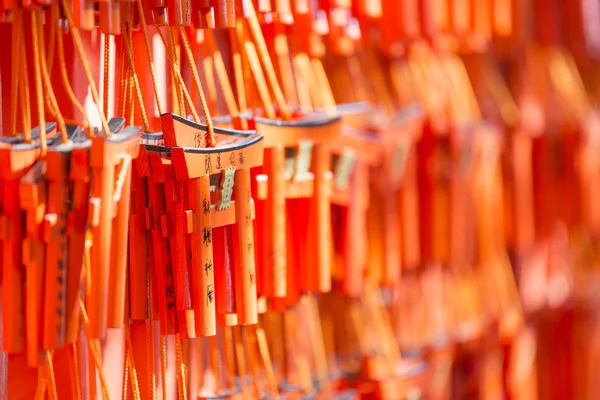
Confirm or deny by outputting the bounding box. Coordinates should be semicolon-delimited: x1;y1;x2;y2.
72;0;95;30
399;146;421;269
290;197;312;296
99;0;122;34
170;140;264;179
341;162;369;297
234;169;258;324
308;145;332;292
381;187;400;286
87;162;113;337
367;189;385;285
163;177;195;337
19;160;46;366
87;129;140;339
448;131;475;268
129;176;152;321
153;7;169;25
270;202;301;312
194;175;216;336
2;177;26;353
66;144;91;343
43;150;73;350
509;130;535;252
107;155;133;328
254;116;342;147
213;0;235;27
147;161;178;334
214;225;235;324
264;146;287;298
0;127;57;353
253;115;341;299
167;0;191;25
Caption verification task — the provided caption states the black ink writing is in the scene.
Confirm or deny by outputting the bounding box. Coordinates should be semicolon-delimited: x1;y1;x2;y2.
202;227;212;246
205;154;212;175
207;284;214;303
216;153;222;170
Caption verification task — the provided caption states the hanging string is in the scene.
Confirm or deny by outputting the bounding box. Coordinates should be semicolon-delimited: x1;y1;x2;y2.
118;34;127;120
30;11;48;154
146;281;157;400
52;4;91;133
9;8;22;136
200;38;218;112
42;25;59;123
128;67;135;126
230;27;248;114
59;0;111;135
19;15;32;142
69;344;82;400
46;13;56;81
45;351;59;400
78;298;112;400
166;27;186;117
254;325;279;398
160;335;167;400
134;0;164;116
233;328;250;399
174;334;188;400
122;344;131;400
122;24;151;132
156;28;201;123
178;27;216;147
35;11;68;142
103;35;112;120
35;360;47;400
125;325;142;400
204;29;242;120
242;0;291;119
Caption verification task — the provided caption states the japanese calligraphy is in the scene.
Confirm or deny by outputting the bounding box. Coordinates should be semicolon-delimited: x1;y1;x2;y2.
206;284;215;303
202;227;212;246
194;131;205;148
204;259;213;276
205;154;213;175
202;198;210;215
216;152;222;170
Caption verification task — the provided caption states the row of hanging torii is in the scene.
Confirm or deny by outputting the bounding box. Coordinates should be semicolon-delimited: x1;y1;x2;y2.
0;0;598;398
